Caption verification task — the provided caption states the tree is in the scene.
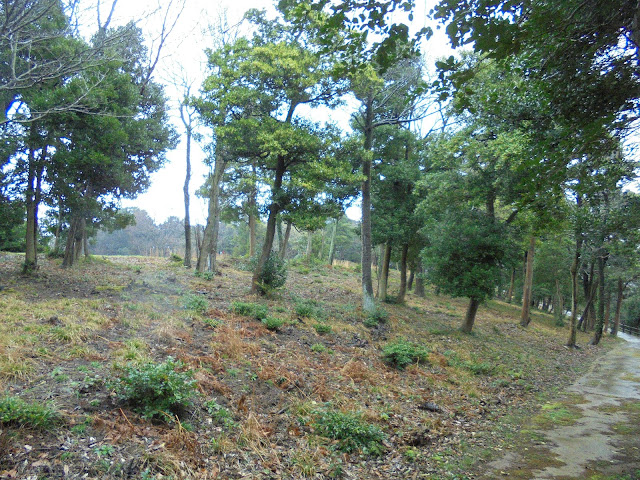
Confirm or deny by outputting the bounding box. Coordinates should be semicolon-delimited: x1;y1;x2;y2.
433;0;640;143
196;8;349;292
421;208;516;333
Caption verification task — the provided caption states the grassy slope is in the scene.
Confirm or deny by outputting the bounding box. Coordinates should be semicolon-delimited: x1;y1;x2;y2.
0;253;614;479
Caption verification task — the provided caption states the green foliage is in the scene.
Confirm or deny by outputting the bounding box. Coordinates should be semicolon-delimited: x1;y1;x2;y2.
312;407;386;455
250;254;288;295
110;358;197;422
204;400;235;429
422;209;517;303
169;253;183;263
0;395;60;429
382;340;429;369
313;322;332;335
295;299;318;318
262;316;286;331
182;294;208;314
364;306;389;328
231;302;268;320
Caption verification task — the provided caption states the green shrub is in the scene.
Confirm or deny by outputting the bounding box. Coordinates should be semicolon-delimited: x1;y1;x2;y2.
295;300;317;318
0;396;60;429
364;306;389;328
110;357;197;422
262;316;285;331
182;294;208;314
169;253;183;263
250;254;287;294
313;323;332;335
231;302;268;320
204;400;235;429
312;407;385;455
382;340;429;369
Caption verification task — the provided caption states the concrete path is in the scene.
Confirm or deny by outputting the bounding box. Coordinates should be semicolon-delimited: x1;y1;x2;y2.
484;333;640;479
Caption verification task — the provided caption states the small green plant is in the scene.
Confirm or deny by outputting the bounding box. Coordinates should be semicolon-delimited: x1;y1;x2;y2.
312;407;385;455
195;270;215;281
310;343;328;353
295;300;317;318
203;317;223;329
94;444;115;457
250;254;287;295
231;302;269;320
364;306;389;328
182;294;208;314
0;395;60;429
313;323;332;335
110;357;197;422
262;316;285;331
382;340;429;369
205;400;236;428
169;253;183;263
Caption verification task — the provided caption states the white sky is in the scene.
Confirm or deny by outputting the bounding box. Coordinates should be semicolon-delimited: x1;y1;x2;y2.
93;0;455;224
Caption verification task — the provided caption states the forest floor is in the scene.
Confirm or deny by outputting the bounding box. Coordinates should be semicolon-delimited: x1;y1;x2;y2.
0;253;630;479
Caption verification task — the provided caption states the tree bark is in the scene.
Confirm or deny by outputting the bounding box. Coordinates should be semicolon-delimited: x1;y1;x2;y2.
554;278;564;325
407;269;415;291
396;243;409;304
589;252;608;345
328;216;339;266
611;278;623;336
360;96;375;313
506;267;515;303
379;242;391;302
520;236;536;327
197;149;226;273
414;263;425;297
567;212;583;347
279;220;292;260
305;230;313;263
182;120;192;268
251;156;285;294
462;297;480;334
248;160;258;258
24;140;38;271
578;280;598;331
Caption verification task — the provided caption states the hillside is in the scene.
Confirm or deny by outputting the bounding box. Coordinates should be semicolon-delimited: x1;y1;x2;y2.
0;254;613;479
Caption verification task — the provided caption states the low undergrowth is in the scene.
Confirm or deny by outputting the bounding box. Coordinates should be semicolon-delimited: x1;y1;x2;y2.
0;253;615;480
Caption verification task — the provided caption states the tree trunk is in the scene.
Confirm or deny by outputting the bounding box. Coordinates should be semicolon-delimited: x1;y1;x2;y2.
305;231;313;263
82;217;89;258
197;150;226;273
506;267;515;303
520;236;536;327
195;225;202;258
360;96;375;313
554;278;564;325
604;285;612;333
589;252;608;345
611;278;623;336
251;156;285;294
279;220;292;260
462;297;480;334
578;280;598;331
52;200;63;255
407;269;415;291
414;262;425;297
396;243;409;304
24;145;38;271
379;242;391;302
248;160;258;258
62;217;80;267
183;124;192;268
328;216;339;266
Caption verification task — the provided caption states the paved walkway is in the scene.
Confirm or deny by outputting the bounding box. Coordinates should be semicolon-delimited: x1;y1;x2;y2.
485;333;640;479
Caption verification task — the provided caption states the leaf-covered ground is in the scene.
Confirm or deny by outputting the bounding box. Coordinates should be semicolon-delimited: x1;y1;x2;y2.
0;253;614;479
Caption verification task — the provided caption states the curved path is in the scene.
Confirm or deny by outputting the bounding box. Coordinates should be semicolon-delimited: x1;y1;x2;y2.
484;333;640;479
